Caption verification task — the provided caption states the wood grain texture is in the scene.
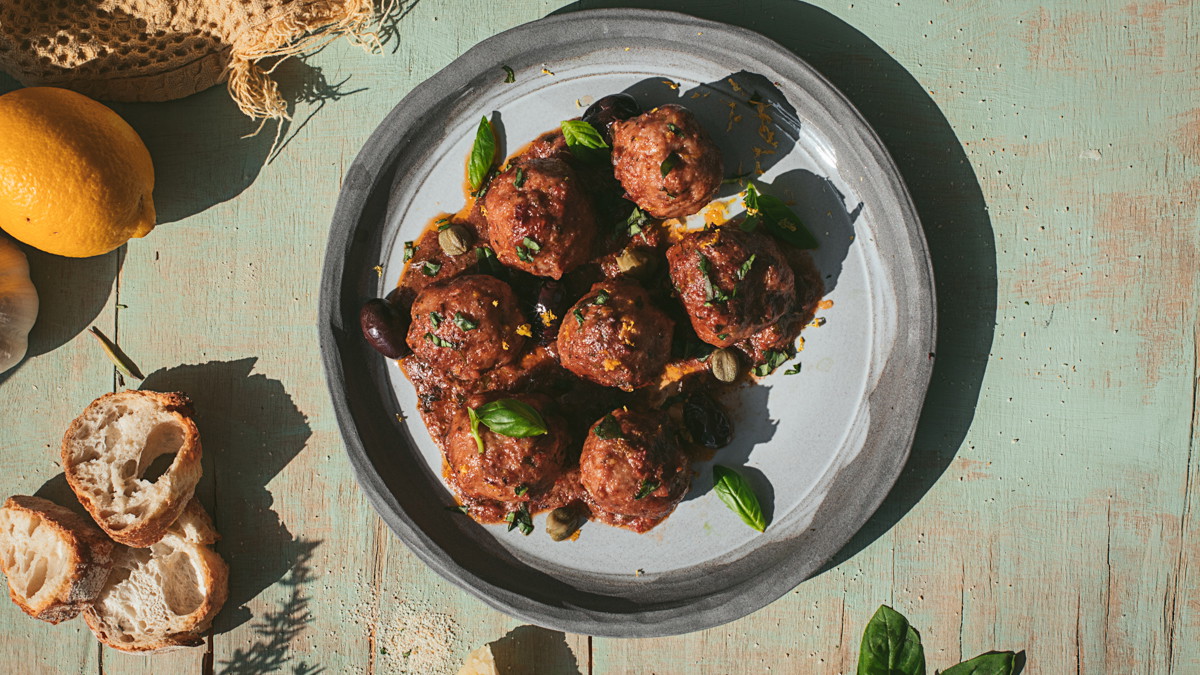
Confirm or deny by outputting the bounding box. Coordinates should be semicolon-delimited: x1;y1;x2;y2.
0;0;1196;672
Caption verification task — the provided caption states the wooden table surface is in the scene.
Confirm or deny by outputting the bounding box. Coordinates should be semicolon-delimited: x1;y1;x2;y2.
1;0;1197;672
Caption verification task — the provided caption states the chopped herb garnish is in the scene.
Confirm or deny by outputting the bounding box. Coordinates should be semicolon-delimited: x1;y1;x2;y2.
436;217;451;230
784;363;802;375
429;311;443;328
514;484;529;497
505;504;534;535
453;312;478;331
717;333;730;341
445;504;470;514
752;349;789;376
516;245;533;262
425;332;457;349
421;260;442;276
616;206;650;239
522;236;542;252
513;166;526;188
696;252;726;304
592;289;610;305
403;241;416;262
593;413;623;440
660;151;682;177
573;308;585;326
502;65;515;83
737;254;757;280
468;115;496;191
666;122;682;136
634;479;659;500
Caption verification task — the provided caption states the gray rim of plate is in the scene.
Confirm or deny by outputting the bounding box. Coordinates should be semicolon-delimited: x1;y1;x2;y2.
319;8;936;637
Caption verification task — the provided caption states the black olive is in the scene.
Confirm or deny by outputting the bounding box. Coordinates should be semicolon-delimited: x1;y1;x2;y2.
360;298;410;359
682;391;733;449
582;93;641;145
532;280;568;345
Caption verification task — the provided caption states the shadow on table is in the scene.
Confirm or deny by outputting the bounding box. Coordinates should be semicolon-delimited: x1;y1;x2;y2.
141;358;316;634
557;1;998;566
490;625;583;675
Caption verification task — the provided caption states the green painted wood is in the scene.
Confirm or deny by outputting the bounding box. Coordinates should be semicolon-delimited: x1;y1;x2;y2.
0;0;1196;672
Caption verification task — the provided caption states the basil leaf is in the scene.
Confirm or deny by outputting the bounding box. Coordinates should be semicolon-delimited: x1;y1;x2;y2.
445;504;470;514
633;479;659;500
618;206;650;238
783;363;802;375
561;119;610;164
429;311;443;328
403;241;416;261
474;399;549;438
737;254;757;280
573;308;585;326
522;236;541;252
505;504;533;535
516;245;533;262
857;605;926;675
939;652;1016;675
666;122;682;136
753;349;789;376
660;152;682;177
744;183;818;249
453;312;478;331
712;465;766;532
592;289;610;305
436;217;452;230
467;407;484;453
421;260;441;276
592;413;622;440
514;484;529;497
513;166;526;188
424;333;457;349
468;115;496;191
502;65;515;83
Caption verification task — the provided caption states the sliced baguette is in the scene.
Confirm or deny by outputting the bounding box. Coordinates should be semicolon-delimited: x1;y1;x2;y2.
84;499;228;653
62;390;202;547
0;495;114;623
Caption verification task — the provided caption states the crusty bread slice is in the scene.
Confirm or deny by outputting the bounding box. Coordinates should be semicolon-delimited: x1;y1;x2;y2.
84;499;228;653
0;495;114;623
62;390;203;547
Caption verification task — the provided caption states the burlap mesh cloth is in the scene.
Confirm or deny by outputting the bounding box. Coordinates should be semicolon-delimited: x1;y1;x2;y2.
0;0;388;120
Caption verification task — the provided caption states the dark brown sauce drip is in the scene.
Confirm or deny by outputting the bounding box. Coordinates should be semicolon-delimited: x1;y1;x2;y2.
393;128;824;536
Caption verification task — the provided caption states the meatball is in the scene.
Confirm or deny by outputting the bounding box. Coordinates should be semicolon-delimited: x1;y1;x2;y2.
580;408;690;519
406;274;529;380
483;157;597;279
446;393;569;503
666;226;796;348
611;104;723;219
557;279;674;391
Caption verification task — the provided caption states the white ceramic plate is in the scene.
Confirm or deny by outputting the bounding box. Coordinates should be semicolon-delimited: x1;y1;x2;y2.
320;9;934;636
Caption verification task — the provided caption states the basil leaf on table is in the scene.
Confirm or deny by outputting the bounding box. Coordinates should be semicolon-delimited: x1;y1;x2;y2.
472;399;548;439
743;182;819;249
468;115;496;191
712;465;767;532
857;605;926;675
938;651;1016;675
561;119;610;164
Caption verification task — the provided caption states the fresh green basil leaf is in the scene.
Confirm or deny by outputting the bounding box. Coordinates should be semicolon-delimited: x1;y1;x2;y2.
666;122;682;136
634;479;659;500
561;119;610;164
468;116;496;191
502;65;515;83
712;465;766;532
425;332;457;349
737;254;757;280
403;241;416;261
445;504;470;514
618;206;650;238
505;504;533;535
573;308;585;326
421;260;441;276
744;182;818;249
516;245;532;262
474;399;549;438
938;652;1016;675
467;407;484;453
753;349;789;376
453;312;478;331
436;217;451;230
660;151;681;177
783;363;802;375
522;236;541;252
513;166;526;188
514;484;529;497
857;605;926;675
429;311;443;328
592;289;610;305
592;413;622;440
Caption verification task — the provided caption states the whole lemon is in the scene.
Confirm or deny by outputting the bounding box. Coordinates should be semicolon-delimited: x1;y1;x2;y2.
0;87;155;258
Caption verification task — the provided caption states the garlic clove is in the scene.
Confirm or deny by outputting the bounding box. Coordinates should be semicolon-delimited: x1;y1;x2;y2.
0;237;39;373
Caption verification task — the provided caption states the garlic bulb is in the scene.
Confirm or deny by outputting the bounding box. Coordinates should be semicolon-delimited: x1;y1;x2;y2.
0;237;38;373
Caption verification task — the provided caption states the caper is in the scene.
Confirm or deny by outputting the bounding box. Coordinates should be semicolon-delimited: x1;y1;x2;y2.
616;248;656;278
438;224;472;256
709;348;739;383
546;506;584;542
360;298;410;359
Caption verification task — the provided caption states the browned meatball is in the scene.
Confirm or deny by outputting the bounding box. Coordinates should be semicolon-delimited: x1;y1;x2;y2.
483;157;597;279
446;393;569;503
556;279;674;391
611;104;723;219
580;408;689;519
406;274;529;380
666;226;796;348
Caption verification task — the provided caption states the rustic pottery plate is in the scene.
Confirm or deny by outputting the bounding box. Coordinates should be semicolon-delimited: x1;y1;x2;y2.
320;9;934;637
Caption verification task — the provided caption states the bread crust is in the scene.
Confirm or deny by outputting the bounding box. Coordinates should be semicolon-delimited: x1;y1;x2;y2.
83;499;228;653
61;390;203;547
0;495;114;624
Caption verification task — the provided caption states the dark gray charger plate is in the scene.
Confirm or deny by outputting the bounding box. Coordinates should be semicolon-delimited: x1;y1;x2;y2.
319;9;935;637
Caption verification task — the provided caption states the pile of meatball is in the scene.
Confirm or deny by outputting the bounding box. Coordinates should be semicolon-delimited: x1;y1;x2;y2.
362;95;803;533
